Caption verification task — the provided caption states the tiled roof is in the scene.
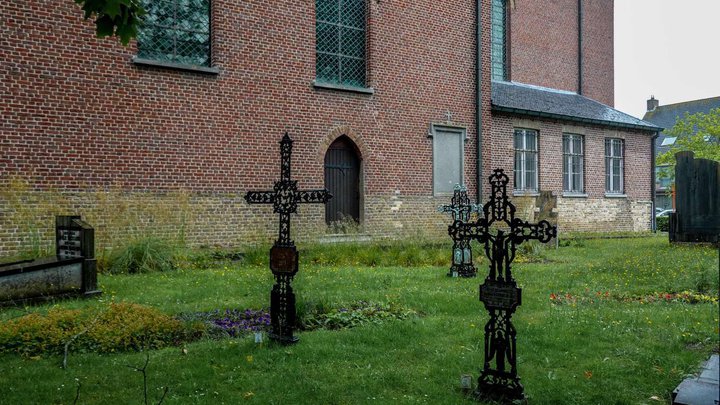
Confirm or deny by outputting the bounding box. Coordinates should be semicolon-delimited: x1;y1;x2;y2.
491;81;661;132
642;96;720;155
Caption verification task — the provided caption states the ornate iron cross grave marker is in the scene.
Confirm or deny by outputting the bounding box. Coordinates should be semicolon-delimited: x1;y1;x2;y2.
438;184;478;277
449;169;556;401
244;133;332;344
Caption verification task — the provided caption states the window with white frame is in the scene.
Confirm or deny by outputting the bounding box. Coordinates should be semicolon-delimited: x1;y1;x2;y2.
514;128;538;192
562;134;584;193
605;138;624;194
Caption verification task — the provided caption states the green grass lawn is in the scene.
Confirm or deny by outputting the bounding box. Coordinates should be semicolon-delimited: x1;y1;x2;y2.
0;236;718;404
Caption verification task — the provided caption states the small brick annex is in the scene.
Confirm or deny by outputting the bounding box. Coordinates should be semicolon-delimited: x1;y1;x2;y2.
0;0;655;255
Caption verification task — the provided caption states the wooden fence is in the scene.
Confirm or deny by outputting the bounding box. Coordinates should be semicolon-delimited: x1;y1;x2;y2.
669;151;720;244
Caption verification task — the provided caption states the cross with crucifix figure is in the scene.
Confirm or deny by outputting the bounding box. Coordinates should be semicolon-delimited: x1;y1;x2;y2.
449;169;556;401
438;184;479;277
245;133;332;344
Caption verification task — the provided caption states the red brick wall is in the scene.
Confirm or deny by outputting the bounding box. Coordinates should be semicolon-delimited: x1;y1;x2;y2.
508;0;614;106
1;1;492;254
581;0;614;106
1;1;480;194
0;1;641;255
488;115;651;199
485;113;653;231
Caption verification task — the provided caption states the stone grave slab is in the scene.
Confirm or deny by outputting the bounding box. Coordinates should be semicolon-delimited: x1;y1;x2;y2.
0;215;100;305
672;354;719;405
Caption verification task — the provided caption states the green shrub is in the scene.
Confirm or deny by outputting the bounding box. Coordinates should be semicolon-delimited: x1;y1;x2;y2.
0;303;191;356
299;301;417;331
0;309;83;356
656;216;669;232
86;302;188;353
108;237;177;274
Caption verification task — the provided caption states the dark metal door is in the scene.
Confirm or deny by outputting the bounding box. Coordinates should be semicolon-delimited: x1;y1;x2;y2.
324;136;360;224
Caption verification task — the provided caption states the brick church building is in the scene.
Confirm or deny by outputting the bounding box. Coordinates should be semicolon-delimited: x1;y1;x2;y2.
0;0;660;254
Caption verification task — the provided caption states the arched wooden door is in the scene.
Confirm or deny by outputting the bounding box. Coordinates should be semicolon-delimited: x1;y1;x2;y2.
324;136;361;224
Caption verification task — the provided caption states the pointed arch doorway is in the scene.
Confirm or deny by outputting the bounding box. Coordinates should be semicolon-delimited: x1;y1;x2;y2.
324;136;362;225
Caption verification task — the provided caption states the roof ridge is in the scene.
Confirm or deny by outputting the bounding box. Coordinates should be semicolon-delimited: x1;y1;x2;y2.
498;80;578;96
654;96;720;110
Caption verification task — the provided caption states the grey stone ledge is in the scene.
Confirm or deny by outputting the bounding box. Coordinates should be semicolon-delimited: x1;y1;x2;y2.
512;191;540;197
562;192;589;198
133;57;220;75
604;193;628;198
312;80;375;95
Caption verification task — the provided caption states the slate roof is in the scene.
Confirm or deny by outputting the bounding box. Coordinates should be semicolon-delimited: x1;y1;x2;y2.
642;96;720;155
491;81;661;132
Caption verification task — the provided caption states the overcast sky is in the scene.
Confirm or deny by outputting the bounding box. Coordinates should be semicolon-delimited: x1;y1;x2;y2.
614;0;720;119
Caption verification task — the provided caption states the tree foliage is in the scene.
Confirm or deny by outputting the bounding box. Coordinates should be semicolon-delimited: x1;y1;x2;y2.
657;108;720;173
74;0;145;45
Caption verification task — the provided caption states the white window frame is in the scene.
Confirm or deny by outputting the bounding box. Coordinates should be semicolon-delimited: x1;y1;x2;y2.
562;133;584;193
605;138;624;194
514;128;539;192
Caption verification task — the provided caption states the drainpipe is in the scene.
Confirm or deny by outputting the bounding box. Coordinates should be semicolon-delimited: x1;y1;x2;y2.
577;0;583;94
475;0;483;204
651;131;659;231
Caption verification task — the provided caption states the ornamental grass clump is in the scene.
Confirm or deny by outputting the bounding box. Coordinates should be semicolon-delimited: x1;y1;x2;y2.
108;237;177;274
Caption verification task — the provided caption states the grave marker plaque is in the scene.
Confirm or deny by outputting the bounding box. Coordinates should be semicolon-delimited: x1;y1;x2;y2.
56;215;99;295
56;216;83;259
245;133;332;344
450;169;556;401
0;216;100;305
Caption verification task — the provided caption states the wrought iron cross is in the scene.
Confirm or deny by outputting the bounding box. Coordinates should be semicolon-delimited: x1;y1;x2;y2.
244;133;332;344
449;169;556;401
438;184;478;277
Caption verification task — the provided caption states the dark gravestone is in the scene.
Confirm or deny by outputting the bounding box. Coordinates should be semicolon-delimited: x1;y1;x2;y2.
439;184;479;277
670;151;720;244
449;169;556;401
56;216;99;294
0;215;100;305
245;133;332;344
